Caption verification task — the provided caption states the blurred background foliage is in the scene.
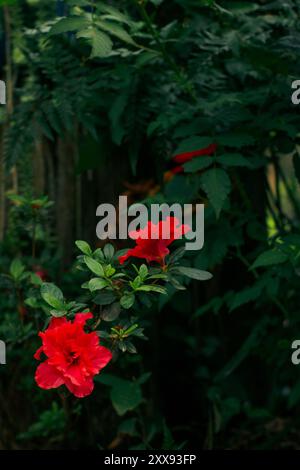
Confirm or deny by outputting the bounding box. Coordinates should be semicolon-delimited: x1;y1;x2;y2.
1;0;300;450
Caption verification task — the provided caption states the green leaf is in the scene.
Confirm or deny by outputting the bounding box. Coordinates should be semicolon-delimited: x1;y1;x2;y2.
49;16;89;35
200;168;231;218
167;247;186;264
137;372;152;385
10;259;25;280
7;194;27;205
139;264;148;280
101;302;121;321
165;174;200;202
30;273;43;286
167;275;186;290
76;28;113;58
110;379;143;416
137;285;167;294
250;249;288;270
84;256;105;276
40;283;65;309
173;136;213;156
120;293;135;309
94;248;105;261
88;278;108;292
124;323;139;336
97;20;136;46
229;282;264;312
217;153;252;168
217;133;256;148
105;264;116;277
104;243;115;260
75;240;92;256
96;4;132;25
25;297;39;308
49;309;68;318
184;156;213;173
130;273;141;290
174;266;213;281
147;273;168;280
93;291;117;305
228;1;258;13
96;374;143;415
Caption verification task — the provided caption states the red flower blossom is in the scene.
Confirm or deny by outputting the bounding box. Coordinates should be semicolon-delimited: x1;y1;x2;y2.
119;216;190;266
172;143;217;164
171;165;184;174
164;143;217;181
34;312;112;398
34;266;48;281
31;203;42;210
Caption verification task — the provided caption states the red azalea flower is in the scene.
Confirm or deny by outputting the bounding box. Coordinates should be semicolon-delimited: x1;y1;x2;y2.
34;267;48;281
164;143;217;180
31;203;42;210
172;143;217;164
119;216;190;266
171;165;184;175
34;312;112;398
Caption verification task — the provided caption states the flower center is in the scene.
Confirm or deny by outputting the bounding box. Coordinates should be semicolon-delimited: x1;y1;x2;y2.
69;350;79;364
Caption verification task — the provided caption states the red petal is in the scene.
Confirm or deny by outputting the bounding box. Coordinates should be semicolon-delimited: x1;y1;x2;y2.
34;346;43;360
160;216;191;242
41;328;67;358
119;253;129;264
74;312;93;326
48;317;68;330
173;143;217;163
35;361;64;390
64;364;86;386
91;345;112;373
64;376;94;398
171;165;184;174
119;248;136;264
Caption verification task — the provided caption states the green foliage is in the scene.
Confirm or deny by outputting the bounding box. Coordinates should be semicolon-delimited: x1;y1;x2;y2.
200;168;231;218
17;403;66;441
2;0;300;452
40;282;64;308
172;266;213;281
250;249;288;270
9;258;25;281
174;136;213;155
96;373;146;416
84;256;105;276
49;3;138;58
